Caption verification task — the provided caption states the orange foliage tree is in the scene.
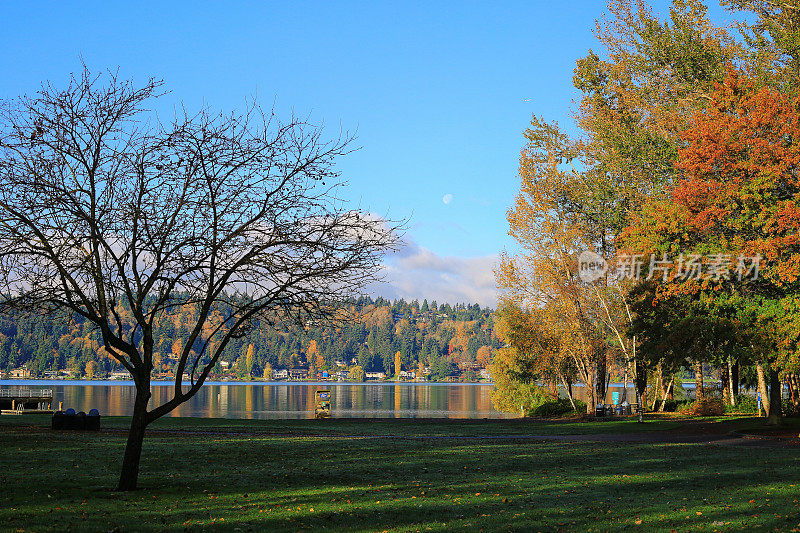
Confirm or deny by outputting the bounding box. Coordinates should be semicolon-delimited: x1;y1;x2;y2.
624;69;800;419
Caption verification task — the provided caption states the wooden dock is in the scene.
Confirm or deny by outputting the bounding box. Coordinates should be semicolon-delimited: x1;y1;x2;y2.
0;388;57;414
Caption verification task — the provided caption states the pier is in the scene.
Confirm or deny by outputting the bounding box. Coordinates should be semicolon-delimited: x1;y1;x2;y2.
0;388;56;414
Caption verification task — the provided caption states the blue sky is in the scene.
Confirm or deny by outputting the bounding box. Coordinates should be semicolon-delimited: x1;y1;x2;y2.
0;1;736;307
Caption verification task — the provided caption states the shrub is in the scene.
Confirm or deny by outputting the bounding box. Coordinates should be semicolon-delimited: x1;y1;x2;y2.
660;399;690;412
725;394;757;414
681;398;725;416
781;398;800;417
490;381;554;414
526;398;586;417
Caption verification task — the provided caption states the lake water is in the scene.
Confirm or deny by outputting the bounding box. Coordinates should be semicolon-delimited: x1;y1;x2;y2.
0;380;512;419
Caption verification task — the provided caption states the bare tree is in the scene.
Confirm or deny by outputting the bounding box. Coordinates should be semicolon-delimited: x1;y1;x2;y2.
0;67;399;490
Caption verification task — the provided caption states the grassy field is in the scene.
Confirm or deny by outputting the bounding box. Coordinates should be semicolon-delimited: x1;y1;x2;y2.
1;415;799;532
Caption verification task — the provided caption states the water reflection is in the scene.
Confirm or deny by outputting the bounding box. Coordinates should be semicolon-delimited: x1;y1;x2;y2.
0;381;511;419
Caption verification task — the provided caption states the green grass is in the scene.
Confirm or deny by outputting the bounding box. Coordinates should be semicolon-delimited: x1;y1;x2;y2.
1;415;798;532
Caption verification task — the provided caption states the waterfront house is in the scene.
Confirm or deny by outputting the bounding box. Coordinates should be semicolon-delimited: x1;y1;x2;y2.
288;368;308;380
9;365;32;379
365;371;386;381
272;368;288;380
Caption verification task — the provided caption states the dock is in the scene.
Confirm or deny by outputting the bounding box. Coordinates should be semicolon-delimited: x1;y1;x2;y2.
0;388;57;414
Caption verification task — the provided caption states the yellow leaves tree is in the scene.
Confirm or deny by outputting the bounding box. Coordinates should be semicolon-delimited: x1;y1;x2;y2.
490;303;576;412
476;346;493;368
489;346;555;414
244;344;254;378
496;115;637;412
85;360;97;379
394;351;402;378
306;340;324;375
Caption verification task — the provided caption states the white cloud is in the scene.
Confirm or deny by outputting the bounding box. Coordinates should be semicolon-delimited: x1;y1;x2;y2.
370;239;498;308
442;193;453;205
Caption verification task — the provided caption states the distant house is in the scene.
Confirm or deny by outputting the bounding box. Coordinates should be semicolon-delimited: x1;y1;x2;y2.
398;370;416;381
365;371;386;381
109;371;129;380
479;369;491;380
334;360;347;368
336;370;350;381
220;361;231;370
272;369;288;380
288;368;308;381
42;370;58;379
9;366;32;379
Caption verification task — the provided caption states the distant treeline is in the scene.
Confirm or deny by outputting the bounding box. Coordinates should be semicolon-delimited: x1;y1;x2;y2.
0;297;500;380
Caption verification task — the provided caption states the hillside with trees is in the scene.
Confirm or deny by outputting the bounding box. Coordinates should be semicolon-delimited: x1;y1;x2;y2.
0;297;499;382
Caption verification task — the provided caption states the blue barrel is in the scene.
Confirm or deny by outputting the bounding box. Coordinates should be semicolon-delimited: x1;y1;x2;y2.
74;411;87;430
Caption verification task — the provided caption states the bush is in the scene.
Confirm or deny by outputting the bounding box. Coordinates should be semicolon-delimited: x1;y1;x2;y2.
660;399;690;412
681;398;725;416
525;398;586;417
490;380;554;414
781;398;800;417
725;394;758;414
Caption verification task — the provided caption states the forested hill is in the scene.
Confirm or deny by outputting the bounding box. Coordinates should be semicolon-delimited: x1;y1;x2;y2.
0;297;500;380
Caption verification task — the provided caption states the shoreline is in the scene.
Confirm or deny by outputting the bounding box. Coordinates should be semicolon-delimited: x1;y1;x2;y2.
0;379;496;386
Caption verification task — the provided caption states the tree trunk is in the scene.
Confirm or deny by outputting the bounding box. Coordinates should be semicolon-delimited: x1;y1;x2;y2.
727;358;736;406
595;356;607;407
655;364;664;406
557;372;576;411
659;380;673;412
731;362;739;397
721;365;730;406
117;380;151;491
767;368;782;425
621;363;629;404
634;359;647;420
585;366;597;414
694;361;704;402
756;362;770;417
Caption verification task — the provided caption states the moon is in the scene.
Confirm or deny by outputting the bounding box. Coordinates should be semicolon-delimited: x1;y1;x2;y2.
442;194;453;205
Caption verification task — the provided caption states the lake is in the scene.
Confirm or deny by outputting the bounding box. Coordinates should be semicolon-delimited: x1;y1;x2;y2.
0;380;513;419
1;380;647;419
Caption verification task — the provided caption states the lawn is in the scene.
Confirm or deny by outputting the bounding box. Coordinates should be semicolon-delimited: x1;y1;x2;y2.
1;415;798;532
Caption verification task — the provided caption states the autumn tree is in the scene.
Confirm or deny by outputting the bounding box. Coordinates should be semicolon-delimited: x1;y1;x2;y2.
496;116;636;413
724;0;800;85
348;365;364;382
476;345;493;368
85;360;97;379
624;70;800;420
489;303;576;412
244;344;255;379
0;67;398;489
394;350;402;378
